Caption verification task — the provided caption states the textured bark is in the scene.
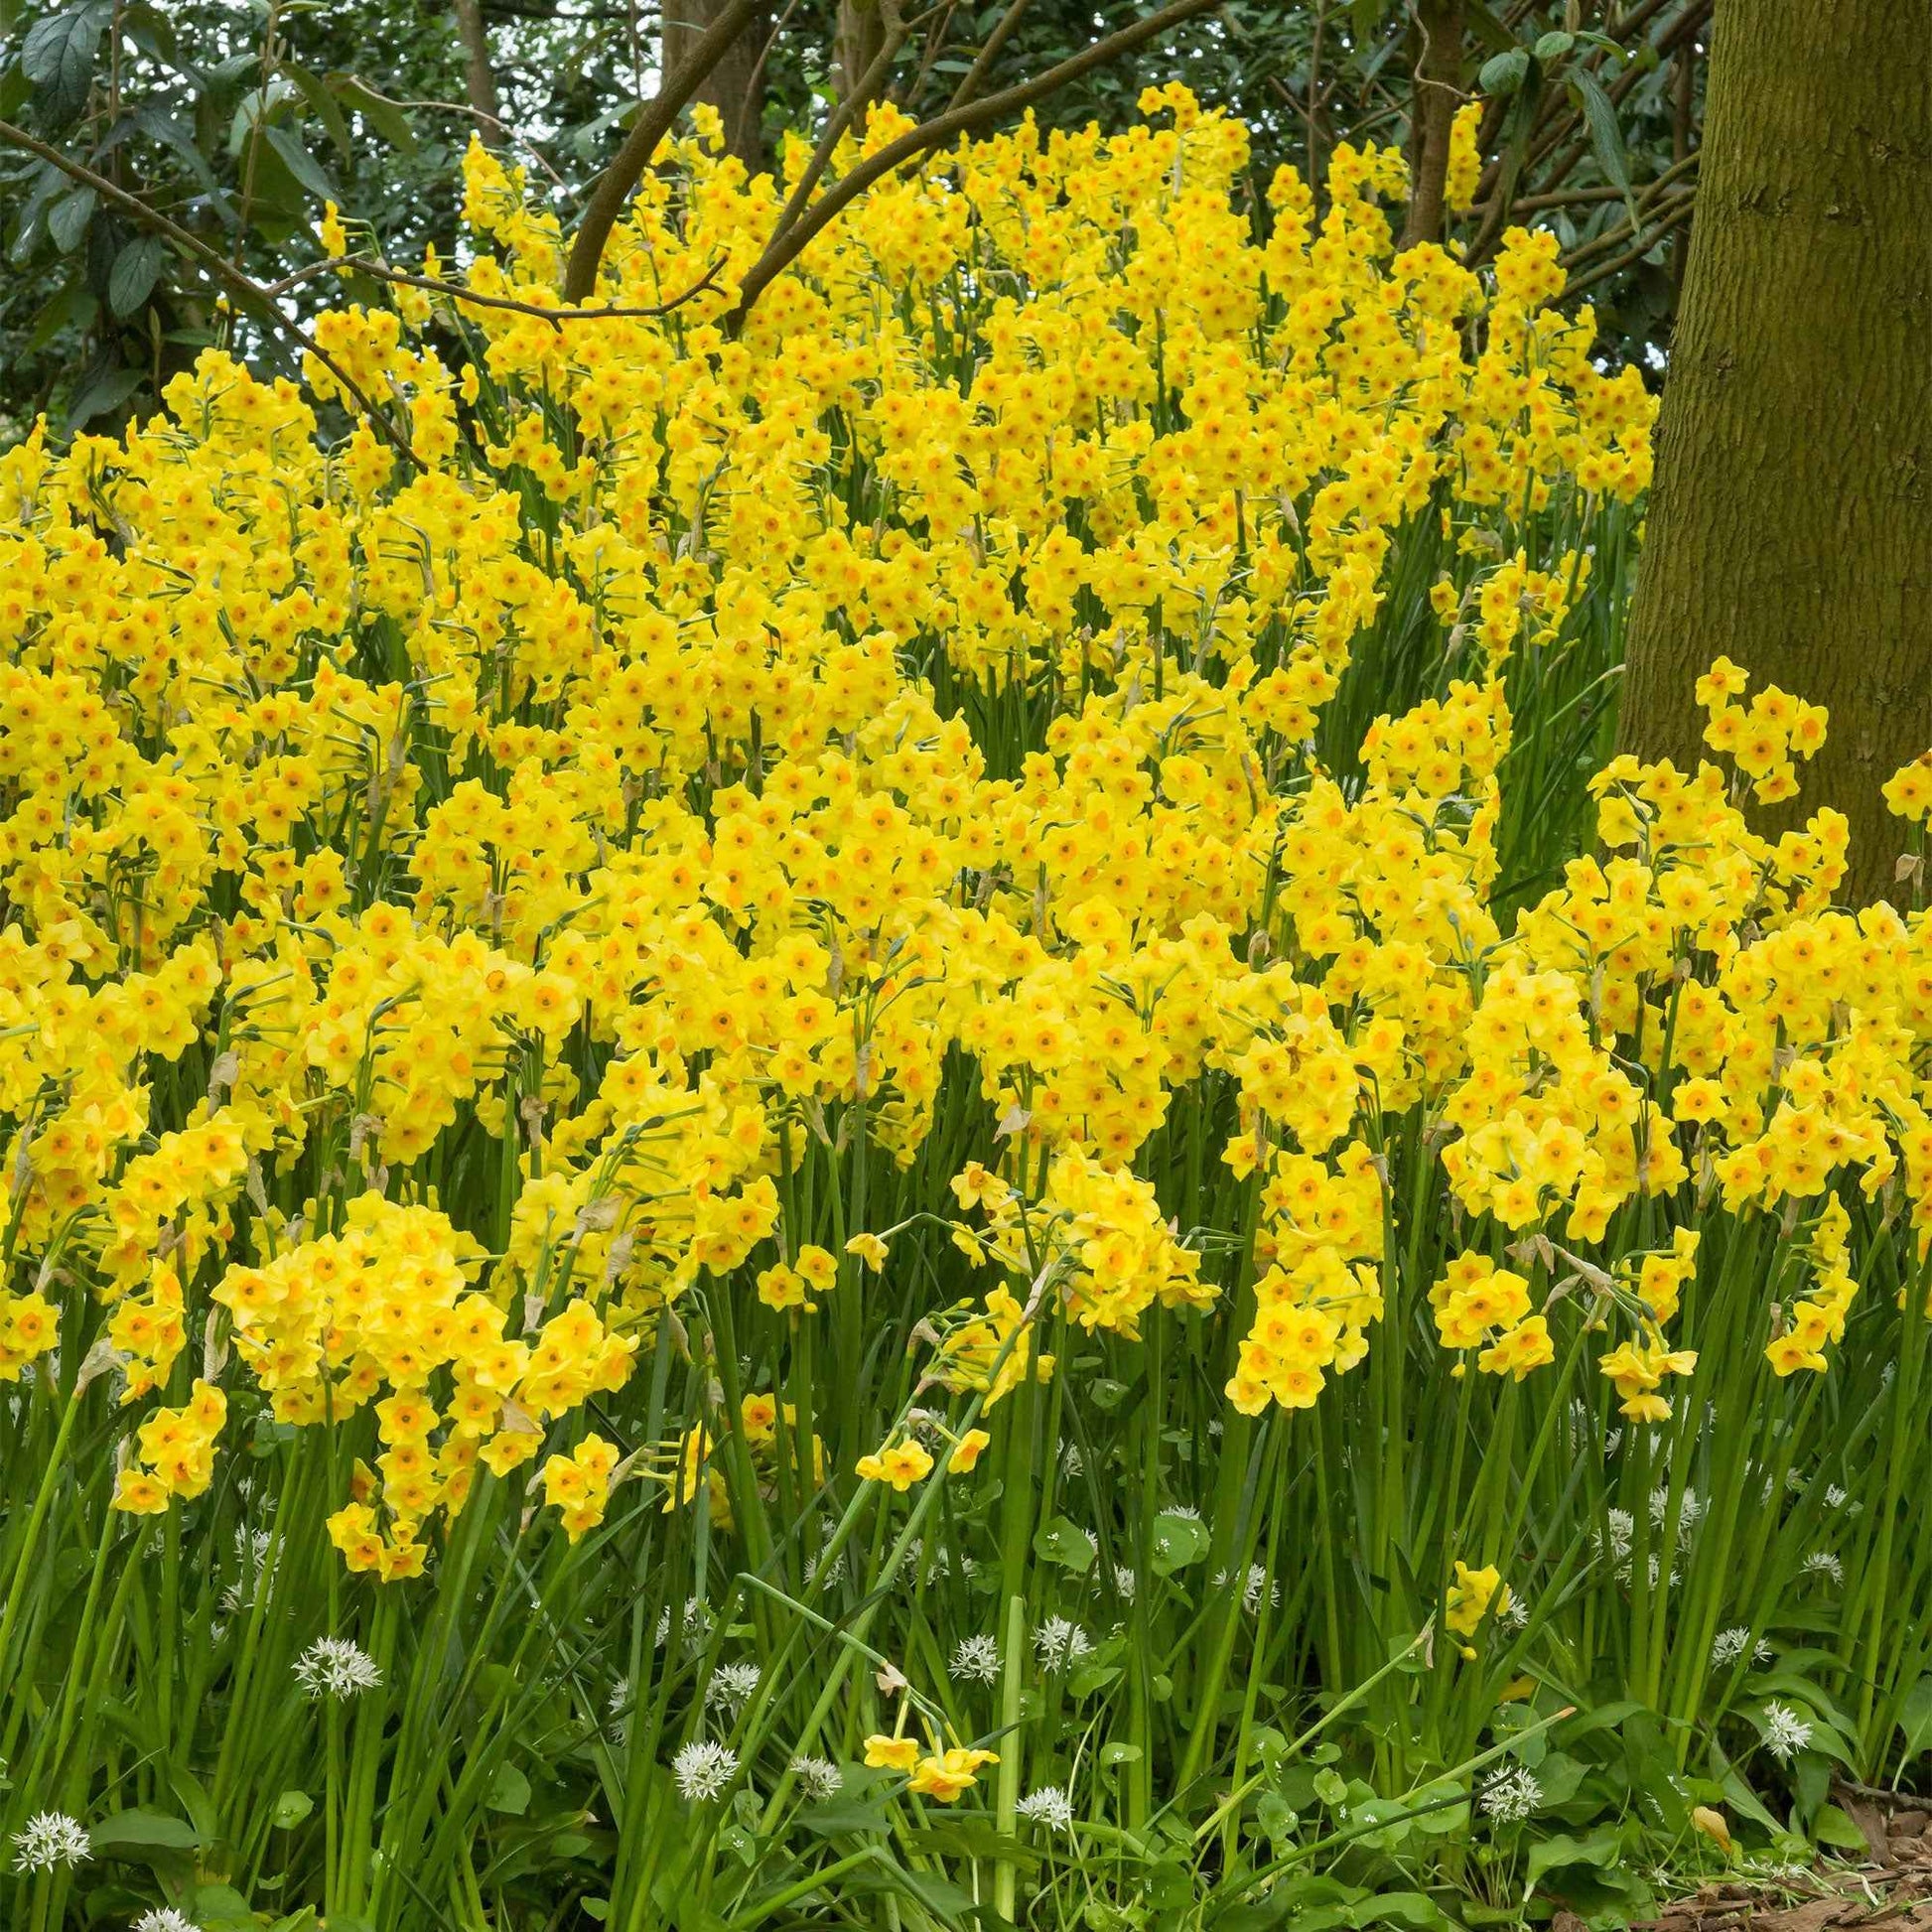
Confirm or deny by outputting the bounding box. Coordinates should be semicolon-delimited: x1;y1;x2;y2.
1619;0;1932;901
1401;0;1463;247
663;0;770;172
452;0;504;147
836;0;889;107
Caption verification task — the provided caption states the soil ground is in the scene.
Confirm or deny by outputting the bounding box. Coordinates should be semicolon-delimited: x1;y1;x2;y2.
1631;1791;1932;1932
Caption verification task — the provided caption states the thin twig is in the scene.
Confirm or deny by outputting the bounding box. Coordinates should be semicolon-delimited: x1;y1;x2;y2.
229;0;283;294
902;0;958;106
1500;146;1699;224
1560;187;1690;269
1470;0;1701;214
1308;0;1327;193
257;252;727;324
1556;150;1699;263
740;0;804;136
1508;181;1638;213
1562;191;1694;295
1513;0;1710;213
453;0;508;149
341;82;567;186
1475;0;1708;217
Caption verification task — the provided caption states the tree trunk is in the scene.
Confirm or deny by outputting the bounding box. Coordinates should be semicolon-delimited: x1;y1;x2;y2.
662;0;770;172
452;0;505;147
1668;36;1696;293
1618;0;1932;902
836;0;889;108
1401;0;1463;247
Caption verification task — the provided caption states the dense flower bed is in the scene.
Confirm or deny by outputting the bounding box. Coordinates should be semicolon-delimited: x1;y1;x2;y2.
2;88;1925;1932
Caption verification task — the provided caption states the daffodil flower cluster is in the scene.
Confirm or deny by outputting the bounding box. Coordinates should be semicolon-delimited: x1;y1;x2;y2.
4;77;1917;1605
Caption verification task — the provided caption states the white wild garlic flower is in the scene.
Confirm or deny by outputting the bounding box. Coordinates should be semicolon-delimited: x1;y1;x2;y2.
1478;1766;1543;1825
1710;1626;1772;1667
294;1637;383;1701
788;1755;844;1801
672;1739;738;1803
13;1811;90;1872
1210;1564;1282;1614
1761;1701;1813;1762
1017;1785;1075;1831
654;1596;712;1654
1033;1616;1093;1672
705;1661;761;1719
949;1634;1001;1684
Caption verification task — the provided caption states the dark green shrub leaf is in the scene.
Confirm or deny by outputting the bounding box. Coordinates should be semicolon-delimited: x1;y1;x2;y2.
1478;48;1530;95
47;185;95;253
21;1;111;122
107;234;166;316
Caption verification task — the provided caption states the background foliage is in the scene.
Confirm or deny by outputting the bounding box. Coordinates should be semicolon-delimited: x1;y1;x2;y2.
0;0;1708;438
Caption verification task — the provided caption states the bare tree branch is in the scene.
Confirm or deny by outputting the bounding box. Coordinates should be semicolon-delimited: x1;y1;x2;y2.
944;0;1034;114
453;0;508;148
902;0;959;107
768;0;906;243
335;87;566;185
1519;0;1709;209
562;0;763;303
664;0;771;172
260;252;727;324
741;0;804;136
1562;191;1694;295
1559;167;1694;269
1307;0;1327;196
1470;0;1708;215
